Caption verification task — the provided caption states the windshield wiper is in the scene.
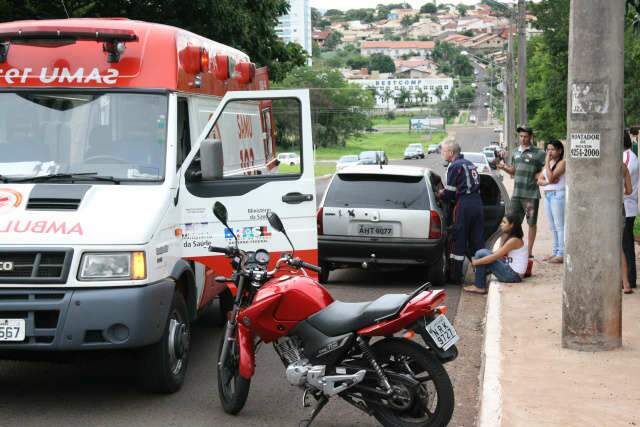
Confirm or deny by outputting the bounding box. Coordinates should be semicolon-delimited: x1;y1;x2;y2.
9;172;121;184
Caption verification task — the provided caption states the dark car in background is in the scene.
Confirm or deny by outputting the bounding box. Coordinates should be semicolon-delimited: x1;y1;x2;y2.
359;150;388;165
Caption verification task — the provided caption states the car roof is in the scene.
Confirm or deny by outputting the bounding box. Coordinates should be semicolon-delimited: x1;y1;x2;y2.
338;165;427;177
462;152;489;161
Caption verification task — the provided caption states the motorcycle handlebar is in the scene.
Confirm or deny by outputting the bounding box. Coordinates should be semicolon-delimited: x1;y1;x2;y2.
209;246;236;256
298;260;323;274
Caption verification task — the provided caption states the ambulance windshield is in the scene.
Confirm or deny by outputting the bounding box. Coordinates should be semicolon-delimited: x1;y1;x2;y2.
0;92;167;182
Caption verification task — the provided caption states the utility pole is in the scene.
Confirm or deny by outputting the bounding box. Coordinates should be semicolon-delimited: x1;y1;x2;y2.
517;0;527;126
504;15;516;155
563;0;625;351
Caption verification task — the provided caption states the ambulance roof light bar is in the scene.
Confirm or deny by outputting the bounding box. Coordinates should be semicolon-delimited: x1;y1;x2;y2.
0;26;138;63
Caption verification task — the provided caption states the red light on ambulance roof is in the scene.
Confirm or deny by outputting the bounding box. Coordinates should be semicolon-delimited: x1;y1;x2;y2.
214;54;234;80
234;62;256;84
179;45;201;75
200;48;209;73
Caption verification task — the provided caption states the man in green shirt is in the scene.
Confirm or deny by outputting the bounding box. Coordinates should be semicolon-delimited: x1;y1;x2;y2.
497;126;546;258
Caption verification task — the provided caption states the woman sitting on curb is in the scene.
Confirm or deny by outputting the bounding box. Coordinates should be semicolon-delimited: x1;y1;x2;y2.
464;214;529;295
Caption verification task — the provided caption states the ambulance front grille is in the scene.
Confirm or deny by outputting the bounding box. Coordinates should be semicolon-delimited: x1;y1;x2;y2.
0;249;73;284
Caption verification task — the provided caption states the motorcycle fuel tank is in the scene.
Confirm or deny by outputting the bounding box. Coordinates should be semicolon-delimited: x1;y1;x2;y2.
240;275;334;342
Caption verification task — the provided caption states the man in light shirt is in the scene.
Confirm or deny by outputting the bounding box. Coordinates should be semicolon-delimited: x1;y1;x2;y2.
623;129;638;288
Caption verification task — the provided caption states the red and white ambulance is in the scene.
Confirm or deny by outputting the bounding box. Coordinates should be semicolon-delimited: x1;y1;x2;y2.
0;18;317;392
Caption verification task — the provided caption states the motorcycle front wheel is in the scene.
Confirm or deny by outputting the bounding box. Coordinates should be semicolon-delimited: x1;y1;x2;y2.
217;324;251;415
369;338;454;427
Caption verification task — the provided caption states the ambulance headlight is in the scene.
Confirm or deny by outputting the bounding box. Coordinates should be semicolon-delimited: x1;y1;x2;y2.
79;252;146;281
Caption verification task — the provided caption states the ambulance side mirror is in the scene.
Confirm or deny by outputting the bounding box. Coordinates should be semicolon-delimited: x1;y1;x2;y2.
200;138;224;181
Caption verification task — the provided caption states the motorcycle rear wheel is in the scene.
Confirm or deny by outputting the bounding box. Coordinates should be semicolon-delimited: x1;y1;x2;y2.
217;325;251;415
370;338;454;427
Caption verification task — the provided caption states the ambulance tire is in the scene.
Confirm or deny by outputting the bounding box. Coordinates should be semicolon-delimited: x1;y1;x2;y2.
140;292;190;394
427;250;447;287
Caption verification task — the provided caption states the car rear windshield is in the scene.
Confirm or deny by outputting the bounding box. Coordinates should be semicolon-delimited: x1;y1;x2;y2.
325;174;430;210
464;153;486;163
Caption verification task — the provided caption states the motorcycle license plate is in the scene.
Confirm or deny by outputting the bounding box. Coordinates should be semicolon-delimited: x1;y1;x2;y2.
425;315;458;351
0;319;26;342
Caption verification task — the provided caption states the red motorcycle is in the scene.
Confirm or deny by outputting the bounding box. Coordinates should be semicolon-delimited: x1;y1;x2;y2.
211;202;459;427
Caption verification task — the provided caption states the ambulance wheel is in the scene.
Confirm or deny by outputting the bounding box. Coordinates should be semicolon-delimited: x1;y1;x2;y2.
427;251;447;287
141;291;190;393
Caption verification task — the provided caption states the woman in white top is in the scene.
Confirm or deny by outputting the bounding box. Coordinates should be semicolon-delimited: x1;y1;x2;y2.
537;140;566;263
465;214;528;295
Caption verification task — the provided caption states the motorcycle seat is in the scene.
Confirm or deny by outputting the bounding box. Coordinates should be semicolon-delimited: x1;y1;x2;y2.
306;294;409;337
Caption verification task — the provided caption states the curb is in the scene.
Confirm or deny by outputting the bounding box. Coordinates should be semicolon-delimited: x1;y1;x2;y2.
478;280;503;427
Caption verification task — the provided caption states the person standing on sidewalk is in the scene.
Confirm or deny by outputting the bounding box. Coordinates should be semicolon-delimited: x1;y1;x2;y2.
497;125;546;258
537;140;566;263
623;130;638;289
438;140;484;284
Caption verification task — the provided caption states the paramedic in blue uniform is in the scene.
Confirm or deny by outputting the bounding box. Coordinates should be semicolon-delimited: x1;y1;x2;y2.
438;140;485;284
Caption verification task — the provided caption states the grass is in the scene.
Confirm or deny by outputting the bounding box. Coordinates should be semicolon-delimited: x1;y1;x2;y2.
315;131;447;161
459;111;469;124
370;115;415;127
634;220;640;237
278;162;335;177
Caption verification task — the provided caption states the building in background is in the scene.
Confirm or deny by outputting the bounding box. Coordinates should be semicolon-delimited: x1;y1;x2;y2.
351;76;454;108
360;41;435;59
276;0;312;63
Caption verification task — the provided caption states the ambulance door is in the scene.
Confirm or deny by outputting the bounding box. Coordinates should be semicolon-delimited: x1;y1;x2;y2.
179;90;317;285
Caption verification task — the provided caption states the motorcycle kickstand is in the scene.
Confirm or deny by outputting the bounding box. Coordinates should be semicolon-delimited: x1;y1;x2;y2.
299;395;328;427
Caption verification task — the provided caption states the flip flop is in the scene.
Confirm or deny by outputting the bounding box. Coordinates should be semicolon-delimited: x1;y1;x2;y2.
464;285;488;295
624;289;634;294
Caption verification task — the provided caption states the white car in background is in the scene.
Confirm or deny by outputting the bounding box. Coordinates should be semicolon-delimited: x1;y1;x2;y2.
462;151;492;173
277;152;300;166
335;155;360;171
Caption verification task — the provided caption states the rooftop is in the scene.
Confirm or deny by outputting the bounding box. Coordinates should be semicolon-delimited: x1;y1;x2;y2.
361;41;436;49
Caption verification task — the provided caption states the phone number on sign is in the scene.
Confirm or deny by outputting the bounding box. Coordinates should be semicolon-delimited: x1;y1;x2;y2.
570;147;600;158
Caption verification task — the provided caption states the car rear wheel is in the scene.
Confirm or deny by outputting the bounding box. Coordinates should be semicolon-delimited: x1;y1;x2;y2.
427;250;447;287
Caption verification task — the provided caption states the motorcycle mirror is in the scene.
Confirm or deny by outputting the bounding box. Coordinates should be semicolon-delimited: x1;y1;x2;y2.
267;211;285;233
267;211;295;254
213;201;238;247
213;201;229;226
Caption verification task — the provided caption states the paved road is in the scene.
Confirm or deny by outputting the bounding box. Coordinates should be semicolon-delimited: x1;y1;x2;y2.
0;127;496;427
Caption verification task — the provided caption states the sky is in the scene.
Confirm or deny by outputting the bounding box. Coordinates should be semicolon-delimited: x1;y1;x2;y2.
309;0;517;11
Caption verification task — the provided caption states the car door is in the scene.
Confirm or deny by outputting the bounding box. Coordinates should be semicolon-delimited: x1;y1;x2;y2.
179;90;317;284
479;173;510;248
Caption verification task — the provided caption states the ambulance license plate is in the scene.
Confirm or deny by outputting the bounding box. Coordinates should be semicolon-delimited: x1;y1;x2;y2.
0;319;26;342
425;315;458;351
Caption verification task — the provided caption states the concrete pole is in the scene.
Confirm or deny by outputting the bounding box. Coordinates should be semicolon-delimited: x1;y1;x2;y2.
517;0;527;125
504;17;516;156
563;0;625;351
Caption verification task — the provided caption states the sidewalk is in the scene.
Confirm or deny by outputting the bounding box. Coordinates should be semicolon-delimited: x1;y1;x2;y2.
479;178;640;427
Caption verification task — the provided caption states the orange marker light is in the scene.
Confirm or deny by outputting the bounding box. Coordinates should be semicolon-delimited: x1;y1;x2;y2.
436;305;448;315
403;330;416;339
175;228;182;237
131;251;146;280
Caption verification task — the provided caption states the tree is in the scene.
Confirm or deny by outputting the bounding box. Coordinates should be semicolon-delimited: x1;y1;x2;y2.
437;97;459;121
311;7;322;27
396;88;412;108
324;31;343;50
401;14;419;28
455;85;476;109
325;9;344;17
420;3;438;14
369;53;396;73
346;55;370;70
273;67;374;147
0;0;306;82
381;87;395;110
462;29;475;37
457;4;469;17
434;86;444;102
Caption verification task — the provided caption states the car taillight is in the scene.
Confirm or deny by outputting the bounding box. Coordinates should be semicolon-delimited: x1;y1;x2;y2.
317;207;323;235
428;211;442;239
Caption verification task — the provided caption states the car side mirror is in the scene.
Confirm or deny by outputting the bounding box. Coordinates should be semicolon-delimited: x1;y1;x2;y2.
200;138;223;181
267;211;285;233
213;201;229;226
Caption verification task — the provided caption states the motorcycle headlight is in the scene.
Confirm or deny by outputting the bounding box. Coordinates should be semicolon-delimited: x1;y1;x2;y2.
79;252;146;281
